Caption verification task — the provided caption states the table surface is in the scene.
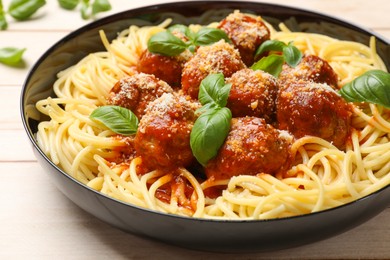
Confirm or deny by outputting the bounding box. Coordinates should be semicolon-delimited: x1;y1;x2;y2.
1;0;389;259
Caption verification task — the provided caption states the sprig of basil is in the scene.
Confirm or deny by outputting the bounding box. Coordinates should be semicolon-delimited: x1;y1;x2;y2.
58;0;79;9
193;27;231;46
283;43;303;67
167;24;188;35
57;0;111;19
190;73;232;166
0;0;7;30
198;73;232;109
91;0;110;15
90;105;139;136
255;39;285;55
190;107;232;166
0;0;46;29
0;47;26;65
339;70;390;108
147;31;188;56
80;0;111;19
8;0;46;20
251;54;284;78
147;25;231;56
252;40;302;77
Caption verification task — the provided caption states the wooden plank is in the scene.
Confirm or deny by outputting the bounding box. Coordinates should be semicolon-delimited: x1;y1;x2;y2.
0;86;23;129
0;129;36;162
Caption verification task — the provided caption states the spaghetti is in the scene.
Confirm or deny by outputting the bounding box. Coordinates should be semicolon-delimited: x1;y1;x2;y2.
36;13;390;220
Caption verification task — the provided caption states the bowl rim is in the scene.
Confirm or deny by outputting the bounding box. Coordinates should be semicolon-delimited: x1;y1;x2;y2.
20;0;390;224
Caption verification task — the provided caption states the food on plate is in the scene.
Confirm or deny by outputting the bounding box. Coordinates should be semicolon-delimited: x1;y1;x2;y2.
181;40;245;99
218;11;270;66
277;80;352;149
35;10;390;220
226;68;278;121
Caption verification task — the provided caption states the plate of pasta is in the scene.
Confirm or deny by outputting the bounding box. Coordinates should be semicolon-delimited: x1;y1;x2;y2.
21;0;390;252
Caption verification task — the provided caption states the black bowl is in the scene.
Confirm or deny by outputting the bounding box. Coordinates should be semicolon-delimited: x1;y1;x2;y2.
21;1;390;253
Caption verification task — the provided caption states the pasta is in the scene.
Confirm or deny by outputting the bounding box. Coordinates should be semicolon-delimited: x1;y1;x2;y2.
35;13;390;220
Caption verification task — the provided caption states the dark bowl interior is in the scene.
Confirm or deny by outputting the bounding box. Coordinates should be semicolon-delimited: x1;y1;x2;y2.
21;1;390;253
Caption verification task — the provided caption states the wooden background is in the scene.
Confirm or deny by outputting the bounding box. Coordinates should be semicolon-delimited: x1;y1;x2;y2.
1;0;389;259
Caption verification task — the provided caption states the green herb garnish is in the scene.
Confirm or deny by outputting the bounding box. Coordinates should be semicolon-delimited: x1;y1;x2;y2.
251;54;285;78
58;0;79;9
190;73;232;166
147;25;231;56
81;0;111;20
90;105;139;136
8;0;46;20
339;70;390;108
0;47;26;65
252;40;302;77
0;0;7;30
147;31;188;56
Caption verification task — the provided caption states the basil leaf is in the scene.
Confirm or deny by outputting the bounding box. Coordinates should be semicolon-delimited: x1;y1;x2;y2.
193;27;231;46
90;105;139;136
198;73;231;107
187;44;196;53
0;15;7;30
184;28;196;42
254;40;286;59
0;47;26;65
283;42;302;67
167;24;188;35
0;1;7;30
251;54;284;77
191;73;233;165
80;0;89;19
91;0;111;15
195;102;215;115
339;70;390;108
147;31;187;56
58;0;79;10
147;25;230;56
190;107;232;166
8;0;46;20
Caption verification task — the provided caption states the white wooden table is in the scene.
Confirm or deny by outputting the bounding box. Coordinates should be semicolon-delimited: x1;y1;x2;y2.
1;0;389;259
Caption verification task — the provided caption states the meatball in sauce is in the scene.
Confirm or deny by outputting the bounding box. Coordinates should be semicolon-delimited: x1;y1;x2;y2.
218;10;270;66
277;81;352;149
107;73;173;119
205;117;292;181
226;68;278;122
181;40;245;99
279;54;339;88
134;92;200;172
137;50;185;88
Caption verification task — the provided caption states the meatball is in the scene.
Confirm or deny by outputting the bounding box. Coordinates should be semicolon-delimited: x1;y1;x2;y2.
279;54;339;88
181;40;245;99
134;92;200;171
107;73;173;118
226;68;278;122
137;49;187;88
277;81;352;149
218;11;270;66
205;117;292;180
